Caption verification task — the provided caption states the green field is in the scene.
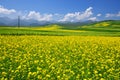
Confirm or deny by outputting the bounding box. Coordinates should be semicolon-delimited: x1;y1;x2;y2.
0;20;120;80
0;20;120;36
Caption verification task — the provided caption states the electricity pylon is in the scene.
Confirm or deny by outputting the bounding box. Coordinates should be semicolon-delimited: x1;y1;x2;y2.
18;16;20;28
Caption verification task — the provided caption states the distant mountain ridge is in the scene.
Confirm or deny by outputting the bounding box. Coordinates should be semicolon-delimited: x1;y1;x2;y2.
0;16;97;26
0;16;119;27
0;17;52;26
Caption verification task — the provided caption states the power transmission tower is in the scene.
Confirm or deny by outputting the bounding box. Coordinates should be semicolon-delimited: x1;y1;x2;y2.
18;16;20;28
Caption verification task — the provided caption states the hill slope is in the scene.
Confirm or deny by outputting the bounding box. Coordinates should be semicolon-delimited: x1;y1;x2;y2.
0;20;120;36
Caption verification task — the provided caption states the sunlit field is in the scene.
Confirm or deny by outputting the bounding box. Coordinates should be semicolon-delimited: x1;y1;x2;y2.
0;20;120;36
0;36;120;80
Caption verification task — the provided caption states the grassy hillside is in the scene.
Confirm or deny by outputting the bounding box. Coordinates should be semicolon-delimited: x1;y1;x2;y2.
0;20;120;36
78;20;120;32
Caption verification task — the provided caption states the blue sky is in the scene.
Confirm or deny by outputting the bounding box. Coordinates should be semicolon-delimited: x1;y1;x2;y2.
0;0;120;22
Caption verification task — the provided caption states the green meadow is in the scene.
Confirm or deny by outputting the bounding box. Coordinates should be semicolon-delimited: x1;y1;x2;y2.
0;20;120;36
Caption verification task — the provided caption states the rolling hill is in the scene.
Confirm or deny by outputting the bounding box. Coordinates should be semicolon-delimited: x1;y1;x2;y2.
0;20;120;36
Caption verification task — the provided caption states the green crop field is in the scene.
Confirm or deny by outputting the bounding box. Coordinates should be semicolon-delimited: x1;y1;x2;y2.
0;20;120;80
0;20;120;36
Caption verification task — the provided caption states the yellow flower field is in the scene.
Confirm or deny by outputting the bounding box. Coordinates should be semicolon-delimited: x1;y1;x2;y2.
0;36;120;80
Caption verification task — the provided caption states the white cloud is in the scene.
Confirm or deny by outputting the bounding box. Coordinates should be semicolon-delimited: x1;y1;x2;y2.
117;12;120;16
0;5;16;14
59;7;93;22
23;11;53;21
105;13;114;17
0;5;53;21
97;14;101;17
88;17;97;21
0;5;100;22
105;11;120;17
